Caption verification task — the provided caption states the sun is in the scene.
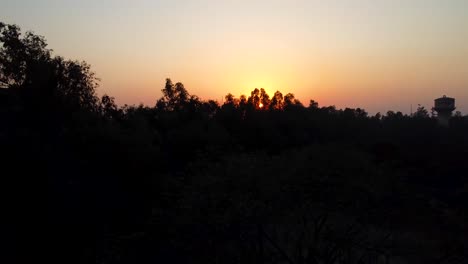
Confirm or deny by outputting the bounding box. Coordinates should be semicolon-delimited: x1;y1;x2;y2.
259;103;264;108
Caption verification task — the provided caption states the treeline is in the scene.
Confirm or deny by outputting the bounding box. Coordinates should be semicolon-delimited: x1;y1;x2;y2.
2;22;468;264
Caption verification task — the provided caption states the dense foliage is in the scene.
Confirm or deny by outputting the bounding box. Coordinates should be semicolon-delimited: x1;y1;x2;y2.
2;23;468;264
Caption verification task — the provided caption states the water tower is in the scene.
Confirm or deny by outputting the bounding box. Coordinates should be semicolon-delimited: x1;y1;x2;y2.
434;95;455;126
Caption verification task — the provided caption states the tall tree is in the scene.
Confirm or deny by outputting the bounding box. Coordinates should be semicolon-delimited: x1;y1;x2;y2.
0;22;99;112
259;88;271;109
271;91;284;110
248;88;261;109
157;78;191;111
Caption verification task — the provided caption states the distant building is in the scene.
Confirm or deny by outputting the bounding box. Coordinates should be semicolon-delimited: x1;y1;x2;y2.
434;95;455;126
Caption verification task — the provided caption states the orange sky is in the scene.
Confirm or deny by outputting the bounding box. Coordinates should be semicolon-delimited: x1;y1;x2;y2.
2;0;468;113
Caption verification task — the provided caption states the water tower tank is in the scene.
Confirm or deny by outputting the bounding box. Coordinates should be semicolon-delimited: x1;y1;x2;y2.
434;95;455;126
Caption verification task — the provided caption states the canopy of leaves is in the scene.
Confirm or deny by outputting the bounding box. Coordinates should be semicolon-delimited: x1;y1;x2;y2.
2;22;468;264
0;22;99;113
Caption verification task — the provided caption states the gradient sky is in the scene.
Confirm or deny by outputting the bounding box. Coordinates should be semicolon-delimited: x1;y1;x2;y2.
1;0;468;113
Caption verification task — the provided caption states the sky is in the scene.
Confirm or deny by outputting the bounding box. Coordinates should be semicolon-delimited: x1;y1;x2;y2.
1;0;468;114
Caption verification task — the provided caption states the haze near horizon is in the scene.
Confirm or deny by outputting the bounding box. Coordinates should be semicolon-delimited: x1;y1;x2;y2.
1;0;467;113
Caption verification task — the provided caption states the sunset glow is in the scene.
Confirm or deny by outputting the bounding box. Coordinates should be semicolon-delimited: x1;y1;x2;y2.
5;2;468;262
2;0;468;113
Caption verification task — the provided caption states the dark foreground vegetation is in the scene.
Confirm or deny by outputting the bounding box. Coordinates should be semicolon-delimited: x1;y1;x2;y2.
2;22;468;264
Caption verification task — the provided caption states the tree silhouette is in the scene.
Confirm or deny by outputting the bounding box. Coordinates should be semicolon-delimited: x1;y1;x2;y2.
414;104;430;118
248;88;261;109
271;91;284;110
309;99;319;109
224;93;235;105
101;94;121;120
259;88;271;110
2;22;468;264
157;78;191;111
0;23;99;114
